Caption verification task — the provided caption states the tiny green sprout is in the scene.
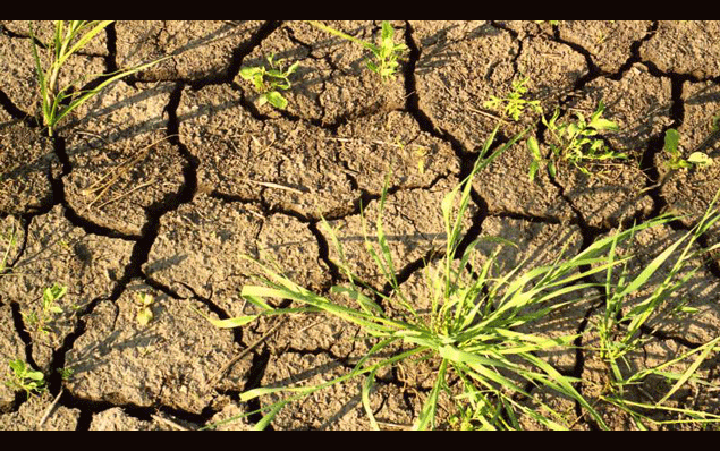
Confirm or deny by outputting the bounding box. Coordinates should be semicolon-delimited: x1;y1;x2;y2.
305;20;407;83
43;283;66;317
483;77;541;121
663;128;712;169
5;359;45;397
22;283;67;335
134;292;154;326
238;53;299;110
58;366;75;382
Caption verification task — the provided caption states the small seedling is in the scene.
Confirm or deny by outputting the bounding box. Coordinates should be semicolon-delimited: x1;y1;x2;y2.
4;359;45;397
134;292;154;326
531;102;626;179
484;77;542;122
22;283;66;336
306;20;407;83
29;20;168;136
238;53;299;110
662;128;712;170
57;366;75;382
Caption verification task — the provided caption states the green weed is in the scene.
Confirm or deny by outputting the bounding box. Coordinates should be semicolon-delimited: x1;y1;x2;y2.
591;193;720;429
22;283;66;336
4;359;45;397
29;20;167;136
134;292;154;326
200;125;628;430
662;128;712;170
529;102;626;180
238;53;299;110
306;20;407;83
483;77;541;122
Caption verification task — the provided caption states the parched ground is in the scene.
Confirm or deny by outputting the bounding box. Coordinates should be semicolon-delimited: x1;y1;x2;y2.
1;20;719;430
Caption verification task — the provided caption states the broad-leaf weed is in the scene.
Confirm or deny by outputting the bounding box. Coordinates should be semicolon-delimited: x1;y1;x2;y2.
4;358;45;398
662;128;712;170
483;77;541;122
238;53;299;110
532;102;627;180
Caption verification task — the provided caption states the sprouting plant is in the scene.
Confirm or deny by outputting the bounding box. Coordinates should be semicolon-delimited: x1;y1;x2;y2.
57;366;75;382
238;53;299;110
662;128;712;170
529;102;626;180
590;188;720;429
134;292;155;326
483;76;541;121
305;20;407;83
29;20;168;136
4;359;45;397
22;283;66;335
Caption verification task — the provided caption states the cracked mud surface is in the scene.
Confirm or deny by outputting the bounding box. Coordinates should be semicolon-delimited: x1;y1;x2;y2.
1;20;720;430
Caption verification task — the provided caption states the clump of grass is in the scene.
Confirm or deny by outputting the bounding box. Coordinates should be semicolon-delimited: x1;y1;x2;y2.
4;359;45;398
238;53;299;110
589;189;720;429
305;20;407;83
201;125;623;430
29;20;167;136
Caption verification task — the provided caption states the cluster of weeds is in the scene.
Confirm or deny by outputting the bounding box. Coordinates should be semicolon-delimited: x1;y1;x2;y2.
238;53;299;110
200;116;720;430
530;102;627;180
4;359;45;398
8;20;719;430
29;20;167;136
306;20;407;83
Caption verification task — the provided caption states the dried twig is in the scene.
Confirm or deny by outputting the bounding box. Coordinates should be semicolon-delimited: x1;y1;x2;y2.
209;318;286;388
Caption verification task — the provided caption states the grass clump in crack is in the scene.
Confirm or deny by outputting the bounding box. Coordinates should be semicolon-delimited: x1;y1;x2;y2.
202;125;620;430
29;20;167;136
588;191;720;430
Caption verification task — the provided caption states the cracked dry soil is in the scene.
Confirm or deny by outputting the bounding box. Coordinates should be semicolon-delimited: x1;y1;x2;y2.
1;20;720;430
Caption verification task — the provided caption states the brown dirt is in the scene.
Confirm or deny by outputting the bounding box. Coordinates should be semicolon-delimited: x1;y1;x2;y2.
1;20;719;430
